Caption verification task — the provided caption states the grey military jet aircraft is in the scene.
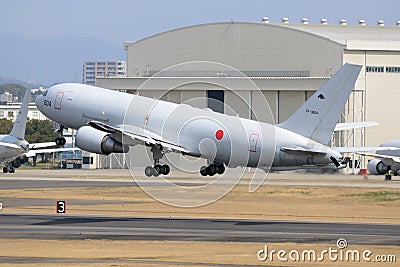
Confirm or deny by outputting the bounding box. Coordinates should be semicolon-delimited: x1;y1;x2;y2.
0;90;72;173
36;64;366;176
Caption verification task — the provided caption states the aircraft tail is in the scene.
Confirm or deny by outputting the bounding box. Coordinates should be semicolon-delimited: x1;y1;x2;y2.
10;89;31;140
278;63;362;145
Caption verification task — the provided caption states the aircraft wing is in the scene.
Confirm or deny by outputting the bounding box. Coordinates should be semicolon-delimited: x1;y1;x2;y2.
333;146;400;153
334;121;378;131
0;142;20;149
281;146;326;155
25;147;81;157
29;142;57;149
88;121;189;154
356;152;400;164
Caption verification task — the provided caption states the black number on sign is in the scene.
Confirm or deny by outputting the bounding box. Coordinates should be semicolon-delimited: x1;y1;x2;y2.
57;201;66;214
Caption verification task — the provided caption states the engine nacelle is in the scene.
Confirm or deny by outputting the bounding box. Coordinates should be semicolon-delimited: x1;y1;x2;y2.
75;126;129;155
367;159;391;175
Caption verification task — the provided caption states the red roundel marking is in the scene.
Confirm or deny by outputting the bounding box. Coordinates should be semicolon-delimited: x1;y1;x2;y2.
215;129;224;140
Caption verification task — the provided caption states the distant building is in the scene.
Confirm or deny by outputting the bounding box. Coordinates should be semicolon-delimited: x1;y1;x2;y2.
0;92;13;104
0;103;46;121
83;61;126;85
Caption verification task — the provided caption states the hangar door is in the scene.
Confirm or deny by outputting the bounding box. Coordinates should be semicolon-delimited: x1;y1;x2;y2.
207;90;224;113
278;91;305;123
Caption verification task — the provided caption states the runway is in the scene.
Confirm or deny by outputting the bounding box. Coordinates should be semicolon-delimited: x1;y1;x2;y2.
1;213;400;245
1;169;400;250
0;177;207;190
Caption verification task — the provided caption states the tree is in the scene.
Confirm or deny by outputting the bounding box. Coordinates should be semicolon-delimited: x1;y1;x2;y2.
0;118;13;133
0;118;58;143
25;119;59;143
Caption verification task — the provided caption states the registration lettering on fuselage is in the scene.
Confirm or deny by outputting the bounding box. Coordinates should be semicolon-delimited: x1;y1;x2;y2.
305;108;318;115
44;99;52;107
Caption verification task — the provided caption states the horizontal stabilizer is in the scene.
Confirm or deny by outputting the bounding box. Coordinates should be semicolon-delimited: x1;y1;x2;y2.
0;142;20;149
333;146;400;153
334;121;378;131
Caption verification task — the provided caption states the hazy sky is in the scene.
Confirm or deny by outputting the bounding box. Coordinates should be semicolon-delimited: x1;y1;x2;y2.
1;0;400;47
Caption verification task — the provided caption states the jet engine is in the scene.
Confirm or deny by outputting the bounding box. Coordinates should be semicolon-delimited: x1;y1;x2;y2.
367;159;391;175
75;126;129;155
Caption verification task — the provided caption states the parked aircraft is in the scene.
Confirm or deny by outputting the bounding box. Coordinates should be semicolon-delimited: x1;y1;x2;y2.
356;140;400;180
36;64;369;177
0;90;78;173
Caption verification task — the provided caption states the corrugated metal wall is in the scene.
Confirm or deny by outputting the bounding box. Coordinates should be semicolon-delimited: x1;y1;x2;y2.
126;22;343;78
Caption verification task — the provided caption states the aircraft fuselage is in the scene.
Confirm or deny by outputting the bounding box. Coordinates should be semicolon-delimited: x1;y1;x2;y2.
0;135;28;163
36;84;341;170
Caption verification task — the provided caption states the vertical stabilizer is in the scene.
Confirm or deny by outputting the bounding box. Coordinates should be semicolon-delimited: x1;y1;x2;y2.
278;64;362;145
10;90;31;140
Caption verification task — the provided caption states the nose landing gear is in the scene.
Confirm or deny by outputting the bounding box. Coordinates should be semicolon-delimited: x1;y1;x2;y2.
55;125;66;146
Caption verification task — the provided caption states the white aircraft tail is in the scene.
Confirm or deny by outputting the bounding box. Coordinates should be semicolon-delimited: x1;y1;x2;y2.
278;63;362;145
10;90;31;140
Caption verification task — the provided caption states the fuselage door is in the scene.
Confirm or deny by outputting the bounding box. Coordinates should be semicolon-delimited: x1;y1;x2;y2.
249;133;259;152
54;92;64;110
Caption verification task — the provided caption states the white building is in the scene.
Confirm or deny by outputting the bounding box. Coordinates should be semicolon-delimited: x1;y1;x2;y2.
0;103;47;121
0;92;13;104
83;61;126;85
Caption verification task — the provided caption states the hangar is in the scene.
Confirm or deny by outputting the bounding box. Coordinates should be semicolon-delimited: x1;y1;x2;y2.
97;20;400;171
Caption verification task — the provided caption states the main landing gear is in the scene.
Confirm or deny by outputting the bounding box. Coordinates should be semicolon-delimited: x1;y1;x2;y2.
144;144;171;177
200;162;225;176
3;166;15;173
2;157;25;174
143;144;226;177
384;170;398;181
145;164;170;177
55;137;66;146
55;125;66;146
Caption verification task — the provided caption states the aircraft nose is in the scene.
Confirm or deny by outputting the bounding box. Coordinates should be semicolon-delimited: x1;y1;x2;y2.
35;95;43;111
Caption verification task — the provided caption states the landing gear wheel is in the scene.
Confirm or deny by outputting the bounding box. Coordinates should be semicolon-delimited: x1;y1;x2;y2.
146;144;170;177
145;166;154;177
9;167;15;173
161;164;170;175
200;163;225;176
200;166;208;176
55;137;66;146
385;174;392;181
3;167;8;173
208;165;216;176
216;164;225;174
153;164;162;177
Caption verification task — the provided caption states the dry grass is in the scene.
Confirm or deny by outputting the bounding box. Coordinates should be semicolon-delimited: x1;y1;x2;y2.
0;239;398;267
1;185;400;223
1;171;400;266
